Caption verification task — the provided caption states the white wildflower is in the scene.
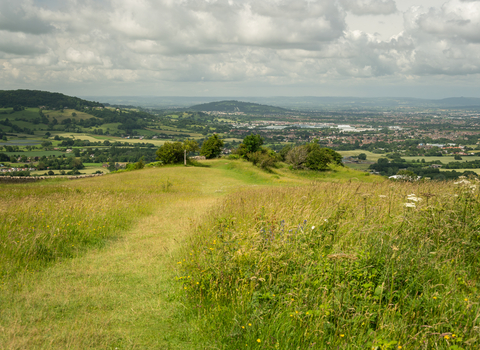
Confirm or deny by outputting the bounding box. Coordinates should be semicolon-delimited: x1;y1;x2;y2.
407;194;422;202
379;195;387;198
404;203;416;208
454;179;471;185
311;226;315;230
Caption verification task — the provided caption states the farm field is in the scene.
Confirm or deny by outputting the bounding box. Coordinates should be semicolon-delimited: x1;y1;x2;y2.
338;150;385;162
402;155;478;163
56;133;168;146
440;168;480;174
1;160;479;349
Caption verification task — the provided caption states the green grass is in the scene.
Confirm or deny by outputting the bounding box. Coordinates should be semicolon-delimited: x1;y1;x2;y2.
1;161;478;349
402;156;479;164
0;108;40;121
180;178;480;349
338;150;385;162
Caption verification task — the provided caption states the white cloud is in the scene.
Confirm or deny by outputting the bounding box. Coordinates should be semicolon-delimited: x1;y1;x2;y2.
339;0;397;16
0;0;478;97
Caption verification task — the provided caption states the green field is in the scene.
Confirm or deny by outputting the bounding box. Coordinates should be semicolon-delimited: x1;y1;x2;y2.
402;155;479;163
338;150;385;162
2;150;65;157
1;160;479;349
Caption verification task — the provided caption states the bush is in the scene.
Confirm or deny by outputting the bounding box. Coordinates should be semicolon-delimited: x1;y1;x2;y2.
156;142;184;164
286;143;342;171
200;134;224;159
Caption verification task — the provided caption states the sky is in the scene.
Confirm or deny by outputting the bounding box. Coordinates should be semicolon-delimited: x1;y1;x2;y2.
1;0;480;98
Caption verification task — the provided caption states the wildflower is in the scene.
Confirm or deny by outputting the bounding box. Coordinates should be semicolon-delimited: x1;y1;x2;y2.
404;203;416;208
340;334;345;337
242;326;245;329
379;195;387;198
444;335;450;340
248;323;252;326
407;194;422;202
433;297;437;300
311;226;315;230
257;339;261;343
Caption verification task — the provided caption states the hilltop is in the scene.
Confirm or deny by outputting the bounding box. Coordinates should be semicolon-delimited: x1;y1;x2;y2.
0;89;103;110
187;100;290;114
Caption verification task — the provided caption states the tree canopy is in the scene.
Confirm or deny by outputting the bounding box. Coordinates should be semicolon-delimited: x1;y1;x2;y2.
200;134;224;159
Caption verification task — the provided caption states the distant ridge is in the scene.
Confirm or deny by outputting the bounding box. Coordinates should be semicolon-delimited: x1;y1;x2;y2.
84;95;480;111
0;89;103;109
187;100;289;114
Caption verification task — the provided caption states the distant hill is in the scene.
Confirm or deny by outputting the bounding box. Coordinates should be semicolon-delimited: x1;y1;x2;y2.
436;97;480;107
0;90;103;109
187;100;290;114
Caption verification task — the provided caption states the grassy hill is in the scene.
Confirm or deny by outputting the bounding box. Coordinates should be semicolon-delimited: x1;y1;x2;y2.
1;161;479;349
0;89;103;109
188;100;290;114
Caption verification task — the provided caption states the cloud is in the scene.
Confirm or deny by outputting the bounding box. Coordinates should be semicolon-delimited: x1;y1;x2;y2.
0;0;479;96
339;0;397;16
0;2;54;34
402;0;480;75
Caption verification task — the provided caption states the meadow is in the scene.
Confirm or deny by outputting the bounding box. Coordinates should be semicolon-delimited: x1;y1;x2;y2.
1;160;479;349
179;175;480;349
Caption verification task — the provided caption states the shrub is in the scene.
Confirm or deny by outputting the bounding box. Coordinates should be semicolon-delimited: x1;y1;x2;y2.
156;142;184;164
200;134;224;159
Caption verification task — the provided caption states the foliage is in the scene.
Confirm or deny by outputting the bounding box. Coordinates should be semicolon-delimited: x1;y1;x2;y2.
188;100;289;114
180;180;480;349
236;134;264;158
0;89;102;109
395;169;418;181
286;142;343;171
200;134;224;159
156;141;184;164
247;149;278;170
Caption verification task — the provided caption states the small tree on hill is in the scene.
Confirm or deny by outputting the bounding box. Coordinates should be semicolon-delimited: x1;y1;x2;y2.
236;134;263;158
183;139;199;165
200;134;224;159
156;142;184;164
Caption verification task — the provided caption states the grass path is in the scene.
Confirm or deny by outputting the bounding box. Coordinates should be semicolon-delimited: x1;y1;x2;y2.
2;192;218;349
1;164;263;349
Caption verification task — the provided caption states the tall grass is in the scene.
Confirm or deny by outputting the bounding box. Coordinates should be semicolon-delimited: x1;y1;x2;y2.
180;179;480;349
0;170;178;281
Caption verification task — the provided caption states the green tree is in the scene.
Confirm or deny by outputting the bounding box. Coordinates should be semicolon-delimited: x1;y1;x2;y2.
285;142;342;171
454;155;463;160
243;134;263;154
41;140;52;148
200;134;224;159
183;139;199;165
358;153;367;160
156;142;184;164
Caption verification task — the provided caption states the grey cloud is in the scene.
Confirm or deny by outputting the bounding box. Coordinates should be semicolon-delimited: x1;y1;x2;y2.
0;2;54;34
0;31;48;55
339;0;397;16
1;0;480;96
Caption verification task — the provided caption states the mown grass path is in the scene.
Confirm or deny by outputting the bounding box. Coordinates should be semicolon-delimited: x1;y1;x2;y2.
1;164;264;349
